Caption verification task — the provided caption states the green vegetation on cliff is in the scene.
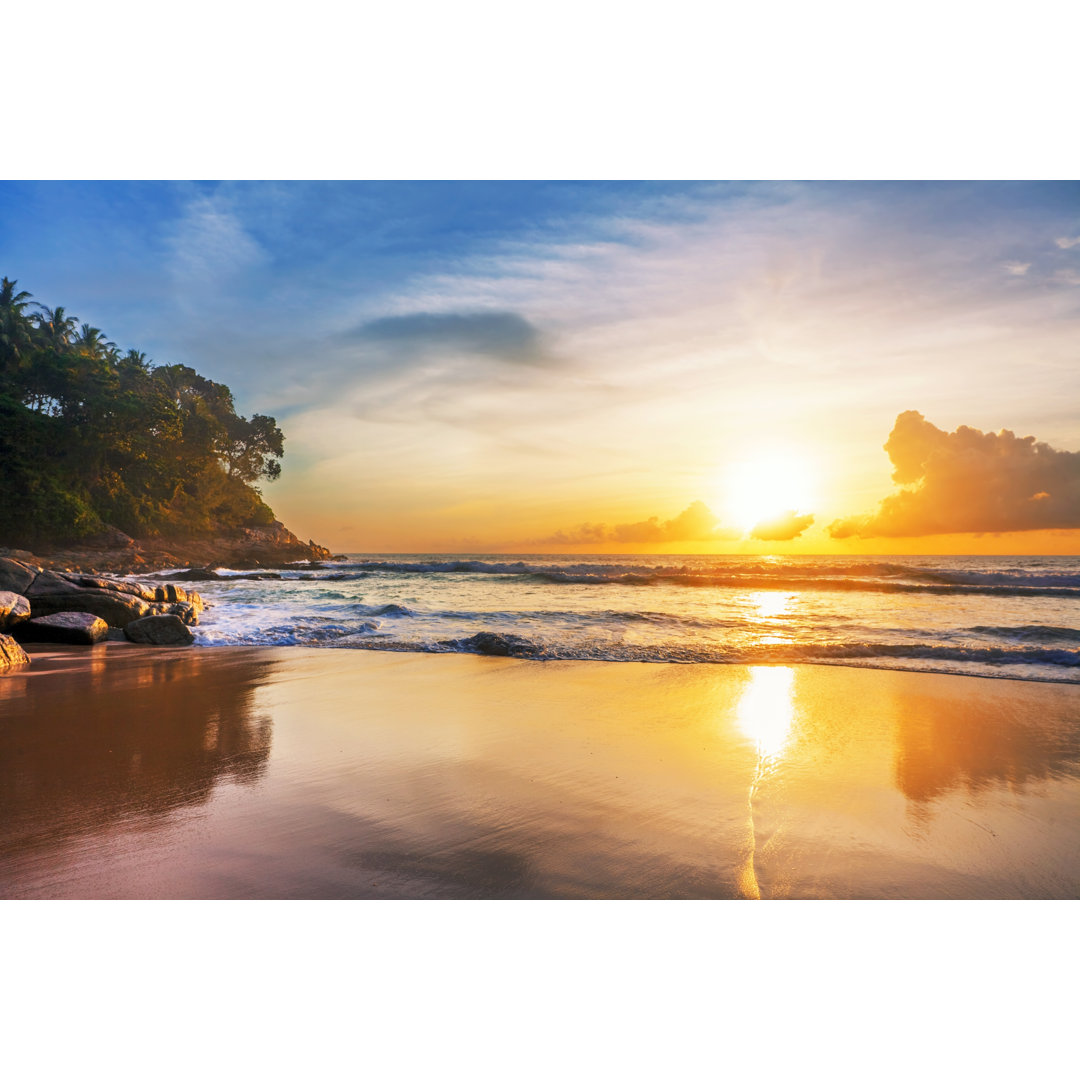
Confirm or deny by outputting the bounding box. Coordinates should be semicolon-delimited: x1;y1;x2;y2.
0;277;285;547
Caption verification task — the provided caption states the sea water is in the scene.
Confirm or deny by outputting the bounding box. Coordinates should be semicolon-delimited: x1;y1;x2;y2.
170;554;1080;684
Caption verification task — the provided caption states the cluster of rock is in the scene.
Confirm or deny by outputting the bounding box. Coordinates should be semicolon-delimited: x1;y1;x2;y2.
6;520;332;576
0;555;206;670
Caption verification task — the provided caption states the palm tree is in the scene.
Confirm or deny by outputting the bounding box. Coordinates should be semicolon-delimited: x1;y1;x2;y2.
0;277;35;372
32;304;79;349
75;322;114;359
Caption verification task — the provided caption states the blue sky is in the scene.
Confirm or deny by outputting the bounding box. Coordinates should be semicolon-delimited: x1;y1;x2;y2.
3;181;1078;550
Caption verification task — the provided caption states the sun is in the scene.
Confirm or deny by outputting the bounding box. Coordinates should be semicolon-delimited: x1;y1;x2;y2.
723;451;818;534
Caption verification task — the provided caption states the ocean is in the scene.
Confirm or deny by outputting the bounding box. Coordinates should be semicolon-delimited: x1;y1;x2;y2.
177;554;1080;684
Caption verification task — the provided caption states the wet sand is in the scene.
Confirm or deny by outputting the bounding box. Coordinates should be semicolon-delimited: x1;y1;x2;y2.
2;644;1079;899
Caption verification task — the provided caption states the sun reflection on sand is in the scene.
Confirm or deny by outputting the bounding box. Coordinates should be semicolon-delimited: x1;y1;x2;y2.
737;665;795;763
735;665;796;898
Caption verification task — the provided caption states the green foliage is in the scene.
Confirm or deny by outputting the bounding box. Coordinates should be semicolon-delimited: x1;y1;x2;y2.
0;277;285;546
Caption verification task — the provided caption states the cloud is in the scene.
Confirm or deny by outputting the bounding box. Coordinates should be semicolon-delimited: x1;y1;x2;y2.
750;510;815;540
1002;261;1031;276
167;195;266;289
344;310;549;365
542;500;730;545
829;411;1080;537
1055;235;1080;249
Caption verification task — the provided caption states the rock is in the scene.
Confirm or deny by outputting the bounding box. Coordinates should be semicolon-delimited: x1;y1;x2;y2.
0;590;32;630
124;614;194;645
25;570;82;596
0;557;39;595
71;575;158;602
162;568;220;581
17;611;109;645
0;633;31;669
168;601;200;625
27;587;151;627
443;631;539;657
82;525;136;549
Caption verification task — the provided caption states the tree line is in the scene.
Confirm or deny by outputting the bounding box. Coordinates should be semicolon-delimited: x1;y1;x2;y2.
0;276;285;547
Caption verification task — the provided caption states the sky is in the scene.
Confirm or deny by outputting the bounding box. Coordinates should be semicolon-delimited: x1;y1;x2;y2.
2;180;1079;554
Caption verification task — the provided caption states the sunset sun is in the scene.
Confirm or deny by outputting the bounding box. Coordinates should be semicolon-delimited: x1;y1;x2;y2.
724;452;818;534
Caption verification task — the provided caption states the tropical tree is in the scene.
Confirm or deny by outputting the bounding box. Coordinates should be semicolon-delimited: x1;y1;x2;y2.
0;277;35;374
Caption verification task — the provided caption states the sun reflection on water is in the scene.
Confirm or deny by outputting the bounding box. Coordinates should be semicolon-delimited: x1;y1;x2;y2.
751;591;792;620
747;591;796;647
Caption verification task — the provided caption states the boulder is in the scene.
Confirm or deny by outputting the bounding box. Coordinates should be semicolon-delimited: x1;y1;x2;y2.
0;590;32;630
162;568;220;581
124;614;194;645
25;570;82;596
442;631;540;657
82;525;136;549
0;557;38;595
27;587;151;627
167;601;200;625
0;633;31;669
17;611;109;645
70;575;159;602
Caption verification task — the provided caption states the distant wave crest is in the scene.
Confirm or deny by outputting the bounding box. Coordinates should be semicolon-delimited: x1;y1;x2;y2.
329;559;1080;598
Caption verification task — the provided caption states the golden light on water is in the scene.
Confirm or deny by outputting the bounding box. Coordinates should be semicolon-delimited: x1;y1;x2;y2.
736;665;796;763
751;590;792;620
748;590;795;645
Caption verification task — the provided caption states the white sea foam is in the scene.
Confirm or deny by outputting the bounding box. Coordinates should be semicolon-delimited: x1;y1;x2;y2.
184;554;1080;683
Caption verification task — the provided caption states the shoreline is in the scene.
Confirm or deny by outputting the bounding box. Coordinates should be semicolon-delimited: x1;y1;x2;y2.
13;635;1080;686
3;645;1079;899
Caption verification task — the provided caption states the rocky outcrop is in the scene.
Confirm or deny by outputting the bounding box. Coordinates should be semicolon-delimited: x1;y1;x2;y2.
2;519;333;576
0;633;30;669
124;614;194;646
18;612;110;645
0;590;31;630
27;576;154;627
0;554;206;649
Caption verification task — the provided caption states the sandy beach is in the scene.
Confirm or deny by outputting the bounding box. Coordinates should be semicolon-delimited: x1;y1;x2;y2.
2;646;1078;899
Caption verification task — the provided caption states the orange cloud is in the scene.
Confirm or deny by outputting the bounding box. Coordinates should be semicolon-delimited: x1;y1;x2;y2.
830;411;1080;538
543;500;734;546
750;510;815;540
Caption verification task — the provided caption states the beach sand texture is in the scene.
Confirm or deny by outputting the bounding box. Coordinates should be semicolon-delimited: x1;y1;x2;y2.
2;646;1079;899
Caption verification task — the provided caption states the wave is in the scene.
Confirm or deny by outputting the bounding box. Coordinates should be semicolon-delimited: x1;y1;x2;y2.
426;635;1080;668
968;625;1080;644
324;559;1080;597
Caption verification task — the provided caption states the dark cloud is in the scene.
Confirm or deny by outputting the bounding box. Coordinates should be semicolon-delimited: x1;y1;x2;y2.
830;411;1080;538
543;501;732;545
750;510;815;541
345;310;548;365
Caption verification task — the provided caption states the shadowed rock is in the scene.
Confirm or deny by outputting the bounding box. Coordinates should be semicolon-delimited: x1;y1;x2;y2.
124;614;194;645
17;612;109;645
442;631;540;657
160;568;220;581
0;557;38;595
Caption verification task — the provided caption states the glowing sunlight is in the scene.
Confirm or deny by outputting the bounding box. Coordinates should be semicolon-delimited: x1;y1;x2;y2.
723;452;818;535
736;666;796;764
